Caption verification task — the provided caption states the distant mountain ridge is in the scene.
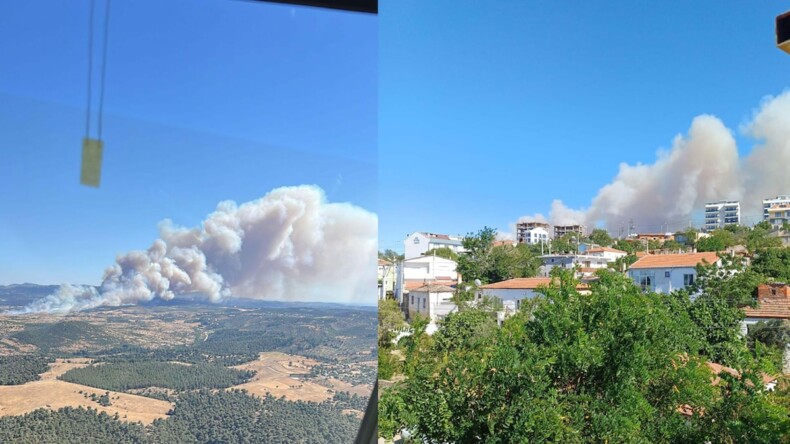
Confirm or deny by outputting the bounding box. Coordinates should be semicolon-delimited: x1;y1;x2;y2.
0;284;375;311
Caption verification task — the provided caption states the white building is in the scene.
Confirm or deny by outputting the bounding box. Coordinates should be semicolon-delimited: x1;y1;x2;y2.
479;277;592;325
518;226;549;245
404;231;465;260
767;203;790;229
394;255;459;306
378;259;396;300
539;253;612;278
763;195;790;222
704;200;740;231
585;246;628;262
407;283;457;334
516;221;550;244
627;252;720;294
479;277;553;324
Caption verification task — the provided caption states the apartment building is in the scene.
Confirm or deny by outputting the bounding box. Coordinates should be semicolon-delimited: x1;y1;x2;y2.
553;224;584;239
704;200;740;231
763;195;790;222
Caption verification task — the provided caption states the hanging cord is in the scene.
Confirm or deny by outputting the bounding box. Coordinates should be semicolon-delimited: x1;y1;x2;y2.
85;0;111;140
85;0;95;138
97;0;111;140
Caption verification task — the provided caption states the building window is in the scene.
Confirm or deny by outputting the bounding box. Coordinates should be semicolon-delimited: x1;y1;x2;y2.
411;295;414;305
639;276;652;291
665;271;670;278
683;274;694;286
423;298;426;309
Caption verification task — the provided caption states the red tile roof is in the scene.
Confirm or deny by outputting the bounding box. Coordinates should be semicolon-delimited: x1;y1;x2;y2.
481;277;591;292
586;247;627;254
629;252;719;269
411;284;456;293
743;284;790;320
480;277;553;290
404;279;457;291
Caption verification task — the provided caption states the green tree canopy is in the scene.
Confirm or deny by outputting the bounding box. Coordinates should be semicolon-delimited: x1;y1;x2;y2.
751;248;790;282
423;247;458;261
696;230;736;252
380;269;790;443
588;228;613;247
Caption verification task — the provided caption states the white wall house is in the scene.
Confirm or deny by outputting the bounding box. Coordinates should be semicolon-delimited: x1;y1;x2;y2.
538;253;611;278
519;227;549;245
404;231;465;260
394;255;459;306
479;277;553;325
627;252;720;294
585;247;628;262
407;284;457;334
378;259;396;300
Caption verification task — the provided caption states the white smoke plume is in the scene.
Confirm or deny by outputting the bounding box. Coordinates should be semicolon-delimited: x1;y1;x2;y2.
510;90;790;236
14;185;377;313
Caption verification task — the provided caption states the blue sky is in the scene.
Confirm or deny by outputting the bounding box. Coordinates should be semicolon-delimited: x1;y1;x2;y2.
379;1;790;253
0;1;376;285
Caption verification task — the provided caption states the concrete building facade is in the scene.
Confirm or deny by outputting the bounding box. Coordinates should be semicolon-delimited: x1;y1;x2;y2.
704;200;740;231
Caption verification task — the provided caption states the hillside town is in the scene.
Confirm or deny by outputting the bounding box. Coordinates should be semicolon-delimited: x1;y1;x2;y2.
378;196;790;442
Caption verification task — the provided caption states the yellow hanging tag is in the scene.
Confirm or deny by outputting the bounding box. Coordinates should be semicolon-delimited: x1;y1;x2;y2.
80;137;103;187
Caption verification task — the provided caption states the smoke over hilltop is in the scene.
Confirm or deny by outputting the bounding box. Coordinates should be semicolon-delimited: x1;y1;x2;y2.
14;185;377;313
513;91;790;235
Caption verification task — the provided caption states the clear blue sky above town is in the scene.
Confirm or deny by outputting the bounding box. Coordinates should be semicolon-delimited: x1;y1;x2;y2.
0;1;376;285
379;1;790;253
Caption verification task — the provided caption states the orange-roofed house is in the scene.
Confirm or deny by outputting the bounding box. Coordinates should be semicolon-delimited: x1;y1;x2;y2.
479;277;591;324
741;283;790;336
627;252;720;294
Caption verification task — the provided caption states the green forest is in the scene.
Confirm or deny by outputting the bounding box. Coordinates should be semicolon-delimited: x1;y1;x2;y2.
0;355;51;385
0;390;359;444
59;362;255;392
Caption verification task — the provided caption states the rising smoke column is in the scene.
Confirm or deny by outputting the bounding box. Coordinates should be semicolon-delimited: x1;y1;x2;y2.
15;185;377;313
511;90;790;234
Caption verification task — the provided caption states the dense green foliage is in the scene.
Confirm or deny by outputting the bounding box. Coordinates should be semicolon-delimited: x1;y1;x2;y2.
59;362;254;392
379;299;406;348
587;228;613;247
457;227;540;283
423;247;458;261
149;389;359;444
0;355;51;385
381;270;790;443
0;407;147;444
752;248;790;282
